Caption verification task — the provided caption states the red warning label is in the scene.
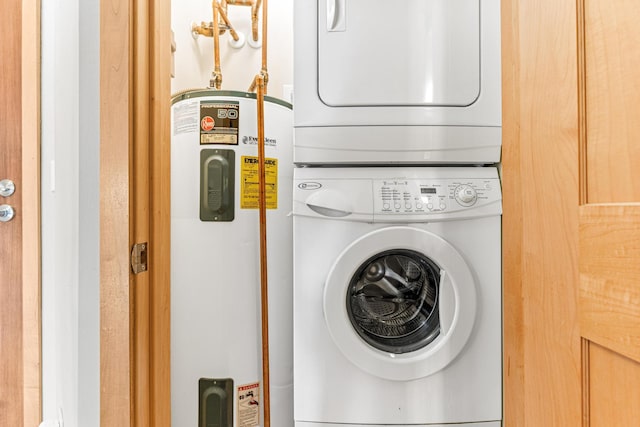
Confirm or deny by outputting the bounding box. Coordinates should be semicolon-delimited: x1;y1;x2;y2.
200;116;215;131
237;382;260;427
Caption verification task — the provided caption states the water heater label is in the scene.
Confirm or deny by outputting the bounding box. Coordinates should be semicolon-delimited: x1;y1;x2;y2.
172;100;199;136
237;382;260;427
240;156;278;210
200;101;239;145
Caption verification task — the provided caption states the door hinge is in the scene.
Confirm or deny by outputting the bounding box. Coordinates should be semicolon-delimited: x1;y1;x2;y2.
131;242;148;274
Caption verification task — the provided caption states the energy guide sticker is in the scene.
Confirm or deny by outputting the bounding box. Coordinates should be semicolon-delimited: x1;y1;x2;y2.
200;101;239;145
240;156;278;209
237;382;260;427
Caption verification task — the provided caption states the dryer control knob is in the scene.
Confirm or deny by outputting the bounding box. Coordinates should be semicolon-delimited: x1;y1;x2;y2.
454;185;477;206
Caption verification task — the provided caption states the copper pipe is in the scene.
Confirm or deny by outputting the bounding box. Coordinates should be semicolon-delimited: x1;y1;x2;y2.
192;20;233;38
216;3;240;41
261;0;268;94
247;0;268;93
192;22;214;37
220;0;230;37
255;73;271;427
251;0;262;42
227;0;253;5
211;1;222;88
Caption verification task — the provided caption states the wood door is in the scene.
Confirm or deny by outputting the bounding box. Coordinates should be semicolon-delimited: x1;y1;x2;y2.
577;0;640;424
100;0;171;425
502;0;640;425
0;0;25;423
0;0;40;426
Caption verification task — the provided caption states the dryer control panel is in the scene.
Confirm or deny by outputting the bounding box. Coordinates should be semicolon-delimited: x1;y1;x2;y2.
373;178;501;217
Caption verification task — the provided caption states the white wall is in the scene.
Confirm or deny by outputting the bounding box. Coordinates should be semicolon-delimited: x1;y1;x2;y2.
78;0;101;425
171;0;293;101
41;0;100;426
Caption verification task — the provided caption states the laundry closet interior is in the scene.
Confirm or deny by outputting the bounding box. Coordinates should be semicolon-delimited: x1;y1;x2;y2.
168;1;502;427
94;0;640;426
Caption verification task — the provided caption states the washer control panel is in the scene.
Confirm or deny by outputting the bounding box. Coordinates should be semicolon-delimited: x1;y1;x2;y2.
374;178;500;215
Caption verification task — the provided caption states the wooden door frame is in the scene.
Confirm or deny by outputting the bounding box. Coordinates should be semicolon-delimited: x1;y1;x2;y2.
100;0;171;425
500;0;524;423
502;0;583;425
22;0;41;425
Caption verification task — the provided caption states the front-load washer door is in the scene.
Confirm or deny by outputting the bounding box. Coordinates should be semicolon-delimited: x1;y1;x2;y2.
318;0;480;107
324;226;477;381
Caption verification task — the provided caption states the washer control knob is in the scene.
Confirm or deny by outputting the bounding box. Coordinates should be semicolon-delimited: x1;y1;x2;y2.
454;185;477;206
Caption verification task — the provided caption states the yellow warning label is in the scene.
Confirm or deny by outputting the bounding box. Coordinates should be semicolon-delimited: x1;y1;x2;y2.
240;156;278;209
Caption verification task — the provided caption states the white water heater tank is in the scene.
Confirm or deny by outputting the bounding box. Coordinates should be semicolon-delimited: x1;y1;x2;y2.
170;89;293;427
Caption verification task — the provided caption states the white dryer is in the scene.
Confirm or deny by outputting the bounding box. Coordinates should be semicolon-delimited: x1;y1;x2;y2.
293;0;502;165
293;167;502;427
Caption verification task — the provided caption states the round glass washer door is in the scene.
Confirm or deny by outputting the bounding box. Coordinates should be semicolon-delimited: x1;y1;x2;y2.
347;249;442;355
324;226;477;381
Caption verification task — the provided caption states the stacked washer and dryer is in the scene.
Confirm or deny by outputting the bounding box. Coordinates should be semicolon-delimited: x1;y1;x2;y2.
292;1;503;427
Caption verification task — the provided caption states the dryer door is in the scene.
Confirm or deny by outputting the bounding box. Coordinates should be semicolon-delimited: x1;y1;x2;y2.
318;0;480;107
324;226;477;381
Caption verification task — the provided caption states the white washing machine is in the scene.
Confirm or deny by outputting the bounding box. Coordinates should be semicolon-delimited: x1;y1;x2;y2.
293;167;502;427
293;0;502;164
